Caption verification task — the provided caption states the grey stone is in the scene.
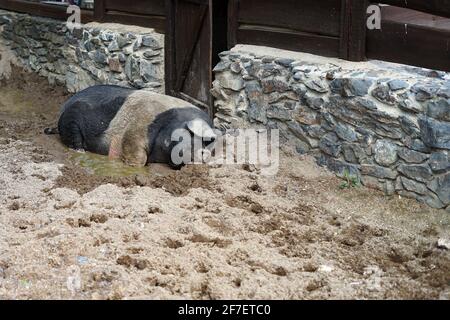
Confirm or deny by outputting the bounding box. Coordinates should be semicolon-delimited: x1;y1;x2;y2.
124;55;140;81
267;105;291;121
292;83;307;98
397;147;429;164
319;133;341;157
275;58;295;67
335;123;358;142
295;107;318;125
258;63;282;78
245;81;267;124
261;76;290;93
418;116;450;150
132;37;142;51
373;140;398;166
143;50;159;59
141;35;161;49
213;61;231;72
217;71;245;91
387;79;409;91
116;34;131;48
304;95;324;110
108;57;122;73
411;83;438;102
400;177;428;195
361;165;398;179
422;193;446;209
304;78;328;93
118;53;126;63
330;78;373;97
371;84;396;105
230;61;242;73
360;175;382;191
140;60;159;82
305;125;326;139
91;49;107;65
261;56;275;63
342;143;366;164
99;31;114;42
398;116;420;138
429;151;450;173
293;72;304;81
437;85;450;99
317;155;360;178
107;40;120;52
398;164;433;182
402;137;430;153
287;121;310;142
426;99;450;121
427;173;450;205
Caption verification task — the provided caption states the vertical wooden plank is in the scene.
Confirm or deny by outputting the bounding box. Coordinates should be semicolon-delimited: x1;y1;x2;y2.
94;0;105;21
340;0;368;61
165;0;176;95
227;0;239;48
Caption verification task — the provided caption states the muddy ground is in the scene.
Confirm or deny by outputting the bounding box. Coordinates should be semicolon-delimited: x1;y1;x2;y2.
0;68;449;300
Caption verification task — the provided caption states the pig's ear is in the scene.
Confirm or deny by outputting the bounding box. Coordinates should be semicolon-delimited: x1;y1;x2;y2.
186;119;216;139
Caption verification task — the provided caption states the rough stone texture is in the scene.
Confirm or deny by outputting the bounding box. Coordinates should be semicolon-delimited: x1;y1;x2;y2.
213;47;450;210
0;10;164;93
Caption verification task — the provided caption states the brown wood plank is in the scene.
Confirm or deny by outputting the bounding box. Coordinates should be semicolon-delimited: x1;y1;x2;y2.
237;0;342;37
227;0;239;48
104;0;165;16
165;0;175;95
166;0;213;114
367;20;450;72
236;26;341;58
372;0;450;18
101;12;166;32
0;0;94;22
340;0;368;61
381;6;450;31
94;0;105;21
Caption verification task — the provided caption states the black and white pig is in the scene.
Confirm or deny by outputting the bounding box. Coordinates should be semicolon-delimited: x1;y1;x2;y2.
45;85;216;168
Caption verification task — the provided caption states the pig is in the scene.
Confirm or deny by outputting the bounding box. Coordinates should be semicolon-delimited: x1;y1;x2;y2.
45;85;216;168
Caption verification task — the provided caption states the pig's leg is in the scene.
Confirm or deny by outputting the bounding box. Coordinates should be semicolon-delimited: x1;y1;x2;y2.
58;116;85;151
58;101;93;152
120;128;148;167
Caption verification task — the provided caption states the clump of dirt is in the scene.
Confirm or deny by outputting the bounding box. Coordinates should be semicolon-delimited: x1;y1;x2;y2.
54;163;214;196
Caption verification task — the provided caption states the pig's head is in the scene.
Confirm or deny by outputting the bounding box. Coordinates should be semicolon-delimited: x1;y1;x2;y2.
148;107;217;169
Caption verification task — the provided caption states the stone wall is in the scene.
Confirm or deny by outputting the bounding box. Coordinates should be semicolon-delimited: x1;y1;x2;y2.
212;45;450;210
0;9;164;93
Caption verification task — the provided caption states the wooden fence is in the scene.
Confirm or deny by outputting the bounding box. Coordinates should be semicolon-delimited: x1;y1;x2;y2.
366;0;450;71
0;0;448;72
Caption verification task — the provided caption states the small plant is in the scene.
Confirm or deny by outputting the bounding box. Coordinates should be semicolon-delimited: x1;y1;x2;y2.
339;169;360;190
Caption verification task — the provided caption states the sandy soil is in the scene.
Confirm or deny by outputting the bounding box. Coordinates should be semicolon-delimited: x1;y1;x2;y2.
0;68;449;300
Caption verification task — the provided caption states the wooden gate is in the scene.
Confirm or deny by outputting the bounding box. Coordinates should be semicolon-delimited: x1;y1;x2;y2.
165;0;214;116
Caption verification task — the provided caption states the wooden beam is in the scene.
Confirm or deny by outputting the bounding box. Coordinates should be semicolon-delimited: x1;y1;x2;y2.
372;0;450;18
340;0;368;61
0;0;94;22
94;0;105;21
367;19;450;72
227;0;239;48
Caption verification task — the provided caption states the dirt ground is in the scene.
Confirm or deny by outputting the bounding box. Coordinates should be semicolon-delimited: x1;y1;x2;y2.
0;68;449;300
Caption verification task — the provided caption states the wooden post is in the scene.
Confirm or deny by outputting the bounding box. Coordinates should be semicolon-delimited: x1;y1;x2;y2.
94;0;105;21
227;0;239;49
340;0;368;61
